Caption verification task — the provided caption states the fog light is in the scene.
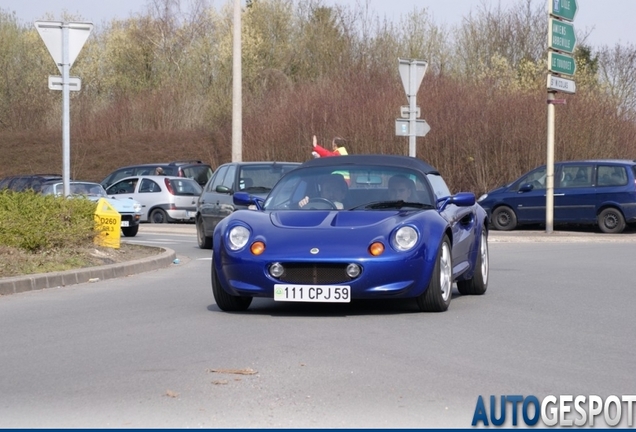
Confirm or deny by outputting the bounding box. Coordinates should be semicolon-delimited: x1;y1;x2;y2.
269;262;284;278
346;263;361;278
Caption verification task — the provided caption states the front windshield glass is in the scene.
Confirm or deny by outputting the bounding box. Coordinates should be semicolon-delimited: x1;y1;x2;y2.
42;182;107;197
263;164;434;210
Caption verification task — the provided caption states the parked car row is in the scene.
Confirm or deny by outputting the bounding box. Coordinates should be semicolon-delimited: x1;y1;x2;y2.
100;160;213;189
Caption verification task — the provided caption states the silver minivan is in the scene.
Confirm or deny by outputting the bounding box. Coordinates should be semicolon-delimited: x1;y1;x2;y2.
106;175;202;223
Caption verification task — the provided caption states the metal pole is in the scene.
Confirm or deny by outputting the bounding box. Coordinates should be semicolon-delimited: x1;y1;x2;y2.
231;0;242;162
408;60;417;157
546;91;556;234
62;23;71;197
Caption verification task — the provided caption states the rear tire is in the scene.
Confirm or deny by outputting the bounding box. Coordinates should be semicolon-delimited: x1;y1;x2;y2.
121;225;139;237
598;208;625;233
416;235;452;312
457;229;489;295
196;216;212;249
492;206;517;231
149;208;168;224
212;263;252;312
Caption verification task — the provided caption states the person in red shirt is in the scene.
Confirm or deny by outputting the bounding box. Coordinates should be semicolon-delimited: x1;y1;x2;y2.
311;135;348;158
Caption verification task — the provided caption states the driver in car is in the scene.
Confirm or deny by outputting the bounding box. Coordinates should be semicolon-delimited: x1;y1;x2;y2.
298;173;348;209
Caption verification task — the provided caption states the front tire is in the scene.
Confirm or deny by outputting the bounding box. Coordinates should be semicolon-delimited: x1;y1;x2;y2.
416;235;452;312
196;216;212;249
598;207;626;233
121;225;139;237
149;208;168;224
492;206;517;231
457;229;489;295
212;263;252;312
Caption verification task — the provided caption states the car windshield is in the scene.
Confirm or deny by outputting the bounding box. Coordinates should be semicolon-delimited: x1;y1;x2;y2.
263;164;434;211
42;182;107;197
238;164;299;192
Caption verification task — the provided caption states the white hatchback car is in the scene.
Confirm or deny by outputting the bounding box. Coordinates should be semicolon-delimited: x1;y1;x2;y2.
105;175;202;223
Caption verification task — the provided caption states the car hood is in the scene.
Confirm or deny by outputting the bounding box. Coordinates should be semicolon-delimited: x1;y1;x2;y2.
88;196;141;215
270;209;417;229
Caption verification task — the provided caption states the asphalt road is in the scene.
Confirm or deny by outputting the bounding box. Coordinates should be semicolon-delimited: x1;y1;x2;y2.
0;225;635;428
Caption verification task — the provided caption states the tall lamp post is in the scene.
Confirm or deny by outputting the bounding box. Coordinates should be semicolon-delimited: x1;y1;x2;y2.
232;0;242;162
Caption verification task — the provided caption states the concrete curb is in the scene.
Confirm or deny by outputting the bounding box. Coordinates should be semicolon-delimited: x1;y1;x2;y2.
0;247;176;296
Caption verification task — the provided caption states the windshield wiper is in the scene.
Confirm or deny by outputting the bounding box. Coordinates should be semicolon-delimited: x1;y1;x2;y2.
350;200;435;210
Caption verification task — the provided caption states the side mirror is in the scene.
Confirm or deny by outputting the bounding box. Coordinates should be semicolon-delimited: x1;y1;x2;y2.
437;192;476;210
518;183;534;193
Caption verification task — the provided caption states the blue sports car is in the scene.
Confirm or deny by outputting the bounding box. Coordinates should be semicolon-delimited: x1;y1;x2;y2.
211;155;489;312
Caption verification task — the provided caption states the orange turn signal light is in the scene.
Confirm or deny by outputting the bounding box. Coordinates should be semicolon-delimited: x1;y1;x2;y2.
250;241;265;255
369;242;385;256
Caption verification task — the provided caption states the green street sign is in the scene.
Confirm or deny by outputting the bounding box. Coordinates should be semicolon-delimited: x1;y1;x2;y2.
549;51;576;76
549;18;576;54
549;0;578;22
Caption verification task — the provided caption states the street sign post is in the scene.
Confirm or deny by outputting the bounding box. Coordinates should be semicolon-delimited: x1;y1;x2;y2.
34;21;92;197
397;58;428;157
549;0;578;21
548;51;576;76
549;18;576;54
545;1;578;235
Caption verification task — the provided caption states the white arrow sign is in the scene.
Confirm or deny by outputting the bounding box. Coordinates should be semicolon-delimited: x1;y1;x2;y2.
35;21;93;73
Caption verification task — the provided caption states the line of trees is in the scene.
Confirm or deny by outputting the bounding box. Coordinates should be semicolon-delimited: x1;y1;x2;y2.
0;0;635;194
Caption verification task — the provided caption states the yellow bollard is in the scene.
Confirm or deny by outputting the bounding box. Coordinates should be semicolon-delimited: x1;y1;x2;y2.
94;198;121;248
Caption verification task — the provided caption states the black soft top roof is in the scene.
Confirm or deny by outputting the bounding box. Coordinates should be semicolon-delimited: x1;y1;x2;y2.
300;154;439;174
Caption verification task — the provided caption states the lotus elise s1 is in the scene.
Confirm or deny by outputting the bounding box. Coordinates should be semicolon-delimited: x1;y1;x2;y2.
211;155;489;312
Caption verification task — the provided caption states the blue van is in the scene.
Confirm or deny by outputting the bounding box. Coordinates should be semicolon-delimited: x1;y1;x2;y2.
477;159;636;233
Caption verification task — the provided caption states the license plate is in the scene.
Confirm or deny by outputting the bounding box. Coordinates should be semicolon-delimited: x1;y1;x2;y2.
274;284;350;303
120;221;129;227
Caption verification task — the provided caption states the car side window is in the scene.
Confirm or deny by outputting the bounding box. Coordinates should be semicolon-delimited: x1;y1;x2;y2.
108;178;138;194
222;166;237;189
518;167;546;190
139;179;160;193
562;165;593;187
598;165;627;186
208;166;228;192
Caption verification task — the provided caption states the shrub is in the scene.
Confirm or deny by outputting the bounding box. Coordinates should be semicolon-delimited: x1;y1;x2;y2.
0;190;98;252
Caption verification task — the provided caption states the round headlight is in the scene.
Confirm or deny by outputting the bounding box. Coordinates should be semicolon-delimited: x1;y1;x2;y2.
392;226;418;251
228;226;250;250
133;203;142;213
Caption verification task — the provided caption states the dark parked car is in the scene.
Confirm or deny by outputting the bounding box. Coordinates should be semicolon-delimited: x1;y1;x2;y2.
100;160;213;189
478;159;636;233
196;161;300;248
210;155;489;312
0;174;63;192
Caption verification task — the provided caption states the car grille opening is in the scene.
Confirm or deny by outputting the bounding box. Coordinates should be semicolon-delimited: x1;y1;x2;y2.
275;263;358;284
